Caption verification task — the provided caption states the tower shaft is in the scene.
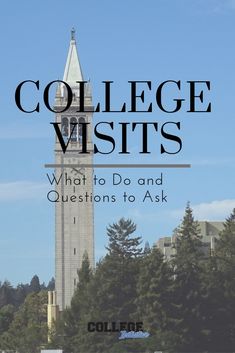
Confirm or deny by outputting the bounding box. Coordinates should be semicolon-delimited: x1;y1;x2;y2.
54;33;94;311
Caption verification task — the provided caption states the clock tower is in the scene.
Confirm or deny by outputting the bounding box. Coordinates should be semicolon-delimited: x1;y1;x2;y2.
53;30;94;311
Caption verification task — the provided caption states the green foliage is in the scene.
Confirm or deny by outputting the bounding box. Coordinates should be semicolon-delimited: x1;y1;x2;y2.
0;291;48;353
47;277;55;291
49;252;94;353
216;208;235;267
201;208;235;351
30;275;41;293
0;281;14;308
49;210;235;352
135;246;178;351
0;304;15;335
51;218;143;353
106;218;142;258
172;203;206;351
1;210;235;352
0;275;55;311
135;246;181;352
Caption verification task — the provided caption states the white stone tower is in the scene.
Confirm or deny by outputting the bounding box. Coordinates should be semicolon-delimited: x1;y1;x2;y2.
54;30;94;311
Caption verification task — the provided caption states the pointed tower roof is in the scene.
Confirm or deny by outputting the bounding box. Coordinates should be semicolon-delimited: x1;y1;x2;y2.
63;28;83;84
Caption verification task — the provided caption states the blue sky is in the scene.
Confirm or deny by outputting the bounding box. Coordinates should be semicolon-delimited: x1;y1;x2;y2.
0;0;235;285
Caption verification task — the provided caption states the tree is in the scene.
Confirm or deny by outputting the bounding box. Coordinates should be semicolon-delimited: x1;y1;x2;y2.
106;218;142;258
0;281;14;308
200;253;229;351
30;275;41;293
202;208;235;351
15;283;29;307
0;291;47;353
172;202;206;351
0;304;15;335
50;252;93;353
103;218;143;319
216;208;235;265
143;241;151;254
55;219;144;353
47;277;55;291
135;246;180;351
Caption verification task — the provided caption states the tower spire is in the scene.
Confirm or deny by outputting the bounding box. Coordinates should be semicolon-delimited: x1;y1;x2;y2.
63;28;83;83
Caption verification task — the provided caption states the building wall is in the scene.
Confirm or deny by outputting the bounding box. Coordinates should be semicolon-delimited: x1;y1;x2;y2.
156;221;224;260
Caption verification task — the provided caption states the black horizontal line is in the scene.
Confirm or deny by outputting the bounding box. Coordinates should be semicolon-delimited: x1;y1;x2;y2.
44;163;191;169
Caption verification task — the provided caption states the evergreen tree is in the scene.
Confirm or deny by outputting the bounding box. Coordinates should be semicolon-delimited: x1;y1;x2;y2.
0;304;15;335
216;208;235;265
0;281;14;308
104;218;142;319
172;202;206;351
143;241;151;254
47;277;55;291
135;246;180;351
30;275;41;293
64;219;143;353
50;252;93;353
200;254;229;351
0;291;47;353
106;218;142;258
14;283;29;307
202;208;235;351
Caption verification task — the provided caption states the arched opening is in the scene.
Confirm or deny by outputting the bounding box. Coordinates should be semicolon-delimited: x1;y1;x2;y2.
61;117;69;137
78;117;86;143
70;117;78;142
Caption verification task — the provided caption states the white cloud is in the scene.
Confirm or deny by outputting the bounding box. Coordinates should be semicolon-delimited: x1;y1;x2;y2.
128;200;235;225
170;199;235;221
0;181;48;201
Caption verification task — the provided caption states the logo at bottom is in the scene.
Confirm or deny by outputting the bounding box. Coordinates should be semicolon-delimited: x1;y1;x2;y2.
119;330;150;340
